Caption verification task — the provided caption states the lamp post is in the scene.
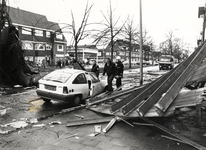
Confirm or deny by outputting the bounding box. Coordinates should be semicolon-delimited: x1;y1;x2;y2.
139;0;143;85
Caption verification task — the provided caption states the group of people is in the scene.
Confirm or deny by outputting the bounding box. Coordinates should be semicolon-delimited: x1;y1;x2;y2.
91;56;124;93
56;59;65;68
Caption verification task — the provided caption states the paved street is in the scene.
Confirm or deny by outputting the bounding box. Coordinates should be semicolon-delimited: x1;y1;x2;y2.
0;65;205;150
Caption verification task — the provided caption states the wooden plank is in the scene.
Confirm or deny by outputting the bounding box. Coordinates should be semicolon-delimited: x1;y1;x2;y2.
110;82;154;113
120;64;180;116
136;45;205;117
155;44;206;115
141;117;206;150
87;87;138;106
88;102;160;117
66;117;115;127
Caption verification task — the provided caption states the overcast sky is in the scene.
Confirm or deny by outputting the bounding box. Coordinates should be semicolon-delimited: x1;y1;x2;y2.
8;0;206;51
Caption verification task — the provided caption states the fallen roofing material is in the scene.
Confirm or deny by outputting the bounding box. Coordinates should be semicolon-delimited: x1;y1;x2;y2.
88;87;206;117
87;43;206;119
154;44;206;116
87;86;141;106
110;64;179;114
124;46;202;116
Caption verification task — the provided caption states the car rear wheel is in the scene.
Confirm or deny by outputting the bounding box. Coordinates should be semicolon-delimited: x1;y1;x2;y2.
42;98;51;103
73;95;82;106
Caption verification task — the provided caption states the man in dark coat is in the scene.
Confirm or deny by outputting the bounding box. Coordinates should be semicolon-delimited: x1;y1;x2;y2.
91;60;99;78
103;58;116;92
115;56;124;89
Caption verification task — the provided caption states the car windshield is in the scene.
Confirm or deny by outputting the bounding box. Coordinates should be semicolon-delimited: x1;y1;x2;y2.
160;57;173;62
43;71;72;83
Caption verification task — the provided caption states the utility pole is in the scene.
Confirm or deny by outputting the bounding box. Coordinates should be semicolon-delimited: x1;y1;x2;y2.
202;6;206;43
139;0;143;85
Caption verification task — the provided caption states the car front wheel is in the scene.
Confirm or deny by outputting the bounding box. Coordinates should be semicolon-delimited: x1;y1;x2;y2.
73;95;82;106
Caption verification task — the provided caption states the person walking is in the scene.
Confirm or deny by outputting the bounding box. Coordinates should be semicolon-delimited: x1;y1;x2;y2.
91;60;99;78
115;56;124;89
103;58;116;92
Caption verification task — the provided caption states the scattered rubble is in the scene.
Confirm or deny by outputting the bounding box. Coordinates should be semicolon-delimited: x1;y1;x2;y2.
2;121;28;129
32;124;46;128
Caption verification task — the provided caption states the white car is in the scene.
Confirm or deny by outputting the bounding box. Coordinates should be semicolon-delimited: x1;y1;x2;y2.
36;69;107;106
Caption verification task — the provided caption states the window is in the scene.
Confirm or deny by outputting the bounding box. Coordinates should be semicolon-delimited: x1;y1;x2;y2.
35;43;45;50
22;41;33;50
22;27;32;35
89;73;100;83
46;31;51;38
57;44;63;51
106;52;110;56
98;52;102;57
119;51;125;55
56;32;63;40
73;73;87;84
46;44;52;50
43;72;72;83
35;29;43;36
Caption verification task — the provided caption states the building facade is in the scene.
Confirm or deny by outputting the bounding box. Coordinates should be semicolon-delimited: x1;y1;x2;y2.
67;45;98;63
9;7;67;65
104;39;151;63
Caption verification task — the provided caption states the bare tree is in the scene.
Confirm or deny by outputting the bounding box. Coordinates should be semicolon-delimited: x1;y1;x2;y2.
135;28;152;45
122;17;139;68
93;1;125;61
63;2;94;60
159;30;186;61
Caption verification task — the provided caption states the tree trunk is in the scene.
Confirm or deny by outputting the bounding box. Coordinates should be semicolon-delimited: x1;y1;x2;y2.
129;35;132;69
74;41;78;60
110;36;114;61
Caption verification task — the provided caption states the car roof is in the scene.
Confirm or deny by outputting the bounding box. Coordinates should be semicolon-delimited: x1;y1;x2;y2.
53;69;86;74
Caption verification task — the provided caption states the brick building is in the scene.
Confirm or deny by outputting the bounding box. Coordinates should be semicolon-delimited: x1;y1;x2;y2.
104;39;151;63
8;7;67;65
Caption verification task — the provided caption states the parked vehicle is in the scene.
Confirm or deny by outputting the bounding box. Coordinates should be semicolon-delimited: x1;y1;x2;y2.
36;69;107;106
136;60;150;65
159;55;175;70
143;60;150;65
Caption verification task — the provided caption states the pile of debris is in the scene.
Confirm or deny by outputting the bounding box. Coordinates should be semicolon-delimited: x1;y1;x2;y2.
83;42;206;149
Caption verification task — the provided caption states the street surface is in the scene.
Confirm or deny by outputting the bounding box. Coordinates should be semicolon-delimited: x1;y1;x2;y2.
0;65;205;150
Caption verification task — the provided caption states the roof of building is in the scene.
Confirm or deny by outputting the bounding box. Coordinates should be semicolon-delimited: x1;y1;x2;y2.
8;6;61;31
76;45;97;49
105;39;140;52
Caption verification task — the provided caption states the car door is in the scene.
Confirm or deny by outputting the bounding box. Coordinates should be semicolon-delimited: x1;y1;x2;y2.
71;73;89;99
88;72;104;96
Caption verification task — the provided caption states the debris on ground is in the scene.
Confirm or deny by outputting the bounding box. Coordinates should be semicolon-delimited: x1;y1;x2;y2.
32;124;46;128
27;118;38;124
133;122;154;126
102;117;117;133
0;108;6;116
65;133;79;139
74;114;84;119
49;121;61;125
2;121;28;129
0;129;11;134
